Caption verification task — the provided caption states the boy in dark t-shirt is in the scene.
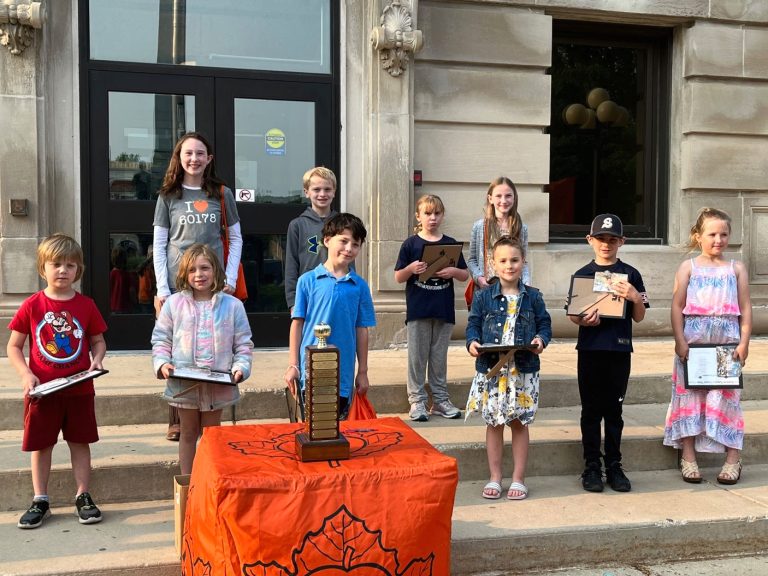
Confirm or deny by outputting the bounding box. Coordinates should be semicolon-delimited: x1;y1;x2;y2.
568;214;650;493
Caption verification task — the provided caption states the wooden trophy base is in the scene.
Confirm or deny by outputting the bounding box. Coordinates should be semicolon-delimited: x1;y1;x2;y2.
296;432;350;462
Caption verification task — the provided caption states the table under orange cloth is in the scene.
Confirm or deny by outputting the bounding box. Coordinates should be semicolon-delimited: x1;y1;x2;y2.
181;417;458;576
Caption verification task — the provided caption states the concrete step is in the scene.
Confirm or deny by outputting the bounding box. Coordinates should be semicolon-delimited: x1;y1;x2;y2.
1;371;767;431
4;401;768;511
452;465;768;575
3;466;768;576
3;339;768;430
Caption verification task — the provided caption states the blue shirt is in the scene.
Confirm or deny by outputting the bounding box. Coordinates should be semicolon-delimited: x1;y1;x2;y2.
293;264;377;398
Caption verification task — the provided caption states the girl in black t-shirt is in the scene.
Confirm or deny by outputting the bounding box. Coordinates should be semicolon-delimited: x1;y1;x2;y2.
394;195;469;422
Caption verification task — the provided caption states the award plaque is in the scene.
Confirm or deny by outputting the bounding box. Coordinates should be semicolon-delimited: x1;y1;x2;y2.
296;323;351;462
566;275;627;319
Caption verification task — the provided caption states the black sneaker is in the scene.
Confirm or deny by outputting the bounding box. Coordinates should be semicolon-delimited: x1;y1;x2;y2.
75;492;102;524
17;499;51;529
606;463;632;492
581;462;604;492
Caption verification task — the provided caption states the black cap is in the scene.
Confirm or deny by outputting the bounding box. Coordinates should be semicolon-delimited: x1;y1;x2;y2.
589;214;623;237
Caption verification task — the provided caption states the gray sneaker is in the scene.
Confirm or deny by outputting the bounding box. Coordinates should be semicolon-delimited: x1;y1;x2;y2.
431;400;461;419
409;402;429;422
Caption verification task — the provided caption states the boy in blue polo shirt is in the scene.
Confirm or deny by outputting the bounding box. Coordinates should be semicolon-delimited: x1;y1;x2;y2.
284;213;376;419
569;214;649;493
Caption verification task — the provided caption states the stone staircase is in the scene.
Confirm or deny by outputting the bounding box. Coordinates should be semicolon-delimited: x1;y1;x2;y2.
1;342;768;575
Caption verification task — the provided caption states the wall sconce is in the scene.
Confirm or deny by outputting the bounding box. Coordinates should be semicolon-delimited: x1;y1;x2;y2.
562;88;630;129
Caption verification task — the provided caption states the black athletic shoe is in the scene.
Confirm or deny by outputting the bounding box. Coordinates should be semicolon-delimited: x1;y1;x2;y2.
17;499;51;529
75;492;102;524
606;463;632;492
581;462;604;492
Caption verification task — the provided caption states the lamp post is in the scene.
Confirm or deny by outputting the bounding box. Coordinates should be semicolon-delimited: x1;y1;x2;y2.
562;88;630;215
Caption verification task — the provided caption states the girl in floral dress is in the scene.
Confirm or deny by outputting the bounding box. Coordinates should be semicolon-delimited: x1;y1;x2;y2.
663;208;752;484
465;237;551;500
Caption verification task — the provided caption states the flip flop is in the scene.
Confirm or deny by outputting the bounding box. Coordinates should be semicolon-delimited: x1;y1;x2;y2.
507;481;528;500
717;460;742;485
482;481;502;500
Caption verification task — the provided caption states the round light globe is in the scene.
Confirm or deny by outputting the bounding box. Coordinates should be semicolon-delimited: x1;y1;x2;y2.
613;106;630;127
587;87;610;110
596;100;619;124
580;108;596;129
563;103;588;126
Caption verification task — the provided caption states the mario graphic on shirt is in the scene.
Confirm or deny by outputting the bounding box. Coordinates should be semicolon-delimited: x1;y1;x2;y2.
37;310;84;363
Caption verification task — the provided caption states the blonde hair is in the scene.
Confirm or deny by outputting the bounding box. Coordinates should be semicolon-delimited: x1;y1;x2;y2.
302;166;337;191
484;177;522;246
688;207;732;249
413;194;445;234
37;234;84;282
174;244;226;294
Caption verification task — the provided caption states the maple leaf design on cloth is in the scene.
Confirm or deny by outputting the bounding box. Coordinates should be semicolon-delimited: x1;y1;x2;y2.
242;505;434;576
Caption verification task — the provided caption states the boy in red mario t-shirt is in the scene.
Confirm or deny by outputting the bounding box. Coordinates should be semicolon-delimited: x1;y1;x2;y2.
7;234;107;529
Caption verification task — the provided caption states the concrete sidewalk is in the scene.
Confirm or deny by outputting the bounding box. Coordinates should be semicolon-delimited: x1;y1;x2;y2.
2;337;766;397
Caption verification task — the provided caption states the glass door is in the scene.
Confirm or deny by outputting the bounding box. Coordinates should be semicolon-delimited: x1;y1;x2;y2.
86;71;214;349
86;73;337;349
214;78;337;346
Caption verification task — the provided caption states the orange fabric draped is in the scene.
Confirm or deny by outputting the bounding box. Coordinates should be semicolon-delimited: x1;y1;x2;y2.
182;417;458;576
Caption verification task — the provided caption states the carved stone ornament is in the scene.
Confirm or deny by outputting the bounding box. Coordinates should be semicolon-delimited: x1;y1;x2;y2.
370;0;423;77
0;1;43;56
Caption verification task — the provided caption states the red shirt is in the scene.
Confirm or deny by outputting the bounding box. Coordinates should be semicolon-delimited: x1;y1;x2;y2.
8;291;107;395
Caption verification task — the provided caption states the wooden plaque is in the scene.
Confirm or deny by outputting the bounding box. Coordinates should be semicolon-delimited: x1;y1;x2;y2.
566;275;627;319
418;243;464;282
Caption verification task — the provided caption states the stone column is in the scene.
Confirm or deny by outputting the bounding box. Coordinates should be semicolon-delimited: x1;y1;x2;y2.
360;0;422;346
0;2;44;300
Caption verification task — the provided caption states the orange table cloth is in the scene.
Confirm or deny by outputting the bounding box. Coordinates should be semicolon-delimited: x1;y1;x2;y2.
181;417;458;576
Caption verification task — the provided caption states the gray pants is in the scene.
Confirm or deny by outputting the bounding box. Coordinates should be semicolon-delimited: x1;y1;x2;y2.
407;318;453;405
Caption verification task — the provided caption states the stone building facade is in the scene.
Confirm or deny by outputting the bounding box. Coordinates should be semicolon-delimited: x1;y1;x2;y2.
0;0;766;353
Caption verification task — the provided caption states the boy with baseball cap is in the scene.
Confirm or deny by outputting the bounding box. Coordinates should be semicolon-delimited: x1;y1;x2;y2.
568;214;650;492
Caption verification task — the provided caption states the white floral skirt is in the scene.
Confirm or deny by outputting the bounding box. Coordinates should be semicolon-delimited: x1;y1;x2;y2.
465;364;540;427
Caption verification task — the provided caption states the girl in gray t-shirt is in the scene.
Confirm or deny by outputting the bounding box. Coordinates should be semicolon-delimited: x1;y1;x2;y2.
152;132;242;311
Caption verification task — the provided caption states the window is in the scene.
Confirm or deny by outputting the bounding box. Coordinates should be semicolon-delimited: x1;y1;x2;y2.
89;0;331;74
548;21;670;242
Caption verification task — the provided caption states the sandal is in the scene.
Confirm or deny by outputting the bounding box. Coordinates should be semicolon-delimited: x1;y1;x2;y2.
482;481;502;500
507;481;528;500
680;458;702;483
717;460;742;485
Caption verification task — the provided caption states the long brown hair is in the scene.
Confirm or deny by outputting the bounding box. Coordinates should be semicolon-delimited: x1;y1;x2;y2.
484;176;522;246
158;132;225;199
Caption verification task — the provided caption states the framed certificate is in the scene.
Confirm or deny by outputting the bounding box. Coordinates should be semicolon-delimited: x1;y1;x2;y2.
684;344;744;389
30;369;109;398
418;243;464;282
170;366;236;385
566;276;627;319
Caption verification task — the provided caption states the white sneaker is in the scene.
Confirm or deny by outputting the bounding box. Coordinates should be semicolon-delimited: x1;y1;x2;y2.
409;402;429;422
431;400;461;419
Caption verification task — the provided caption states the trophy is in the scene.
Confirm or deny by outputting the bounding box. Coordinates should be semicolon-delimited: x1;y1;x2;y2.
295;323;350;461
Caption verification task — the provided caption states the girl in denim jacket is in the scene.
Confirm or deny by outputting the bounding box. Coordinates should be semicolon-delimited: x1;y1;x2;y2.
465;237;551;500
152;244;253;474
